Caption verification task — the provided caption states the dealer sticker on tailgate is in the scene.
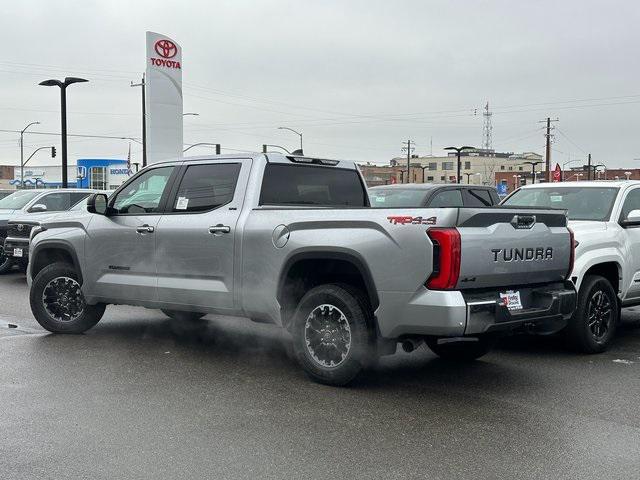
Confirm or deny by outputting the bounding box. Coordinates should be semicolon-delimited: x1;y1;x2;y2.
500;290;523;310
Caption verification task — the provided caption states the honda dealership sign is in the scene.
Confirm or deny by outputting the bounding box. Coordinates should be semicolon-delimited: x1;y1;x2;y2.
145;31;183;163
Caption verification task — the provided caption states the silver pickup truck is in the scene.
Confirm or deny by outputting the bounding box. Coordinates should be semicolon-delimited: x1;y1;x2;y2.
27;153;576;385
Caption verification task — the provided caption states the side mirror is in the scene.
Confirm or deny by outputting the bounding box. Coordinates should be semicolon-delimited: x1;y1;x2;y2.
621;209;640;227
29;204;47;213
87;193;108;215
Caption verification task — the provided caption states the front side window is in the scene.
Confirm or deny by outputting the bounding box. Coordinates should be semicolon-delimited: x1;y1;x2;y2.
111;166;174;214
37;192;73;211
502;187;619;221
172;163;241;213
620;189;640;221
260;164;367;207
428;189;464;208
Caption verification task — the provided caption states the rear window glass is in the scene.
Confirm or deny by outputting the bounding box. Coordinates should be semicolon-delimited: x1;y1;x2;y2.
259;164;367;207
464;189;496;207
428;189;464;208
369;188;428;207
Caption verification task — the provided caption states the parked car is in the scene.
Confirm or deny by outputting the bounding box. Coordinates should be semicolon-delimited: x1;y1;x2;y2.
4;192;108;269
501;181;640;353
369;183;500;208
0;189;97;273
27;153;576;385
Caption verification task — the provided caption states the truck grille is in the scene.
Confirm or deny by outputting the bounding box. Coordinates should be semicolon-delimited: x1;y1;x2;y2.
7;223;33;239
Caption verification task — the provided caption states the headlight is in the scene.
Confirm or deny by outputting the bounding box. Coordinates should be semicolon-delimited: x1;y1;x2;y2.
29;225;46;241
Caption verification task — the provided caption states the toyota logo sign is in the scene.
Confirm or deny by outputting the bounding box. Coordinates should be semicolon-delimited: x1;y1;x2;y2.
154;39;177;59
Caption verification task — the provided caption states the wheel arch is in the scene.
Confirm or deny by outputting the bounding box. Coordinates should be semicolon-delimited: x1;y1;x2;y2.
579;261;621;297
277;250;379;329
31;241;83;283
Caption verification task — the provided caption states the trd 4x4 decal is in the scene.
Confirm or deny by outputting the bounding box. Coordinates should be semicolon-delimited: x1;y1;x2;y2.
387;215;437;225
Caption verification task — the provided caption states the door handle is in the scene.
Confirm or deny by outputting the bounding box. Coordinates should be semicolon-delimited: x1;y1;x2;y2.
209;224;231;235
136;225;155;234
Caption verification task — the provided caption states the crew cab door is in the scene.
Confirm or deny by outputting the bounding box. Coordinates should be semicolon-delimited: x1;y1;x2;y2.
83;165;176;302
154;159;251;311
618;187;640;300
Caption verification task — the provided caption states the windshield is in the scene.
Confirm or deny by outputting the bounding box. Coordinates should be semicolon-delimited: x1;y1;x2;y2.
502;186;619;221
369;188;428;207
0;190;40;210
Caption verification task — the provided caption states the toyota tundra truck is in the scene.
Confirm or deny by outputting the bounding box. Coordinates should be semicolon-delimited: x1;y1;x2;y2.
27;153;576;385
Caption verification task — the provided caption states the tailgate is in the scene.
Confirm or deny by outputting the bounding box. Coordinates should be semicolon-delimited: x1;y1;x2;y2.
455;208;571;289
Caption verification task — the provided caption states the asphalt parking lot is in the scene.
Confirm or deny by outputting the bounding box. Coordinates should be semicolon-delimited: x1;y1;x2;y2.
1;271;640;479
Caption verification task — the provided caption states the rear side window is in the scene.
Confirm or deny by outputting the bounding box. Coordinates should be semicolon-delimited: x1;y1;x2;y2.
259;164;367;206
172;163;241;212
463;189;495;207
428;189;463;208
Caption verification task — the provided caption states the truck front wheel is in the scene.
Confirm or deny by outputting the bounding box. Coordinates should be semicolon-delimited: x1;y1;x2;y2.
426;336;496;361
29;262;105;333
291;284;374;386
566;274;618;353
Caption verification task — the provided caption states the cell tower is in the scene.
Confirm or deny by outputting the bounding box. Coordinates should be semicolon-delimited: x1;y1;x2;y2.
482;101;493;152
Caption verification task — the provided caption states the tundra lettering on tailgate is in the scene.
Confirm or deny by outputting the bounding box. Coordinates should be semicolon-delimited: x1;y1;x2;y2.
491;247;553;262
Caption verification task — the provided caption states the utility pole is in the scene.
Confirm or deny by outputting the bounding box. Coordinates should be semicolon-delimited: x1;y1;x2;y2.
587;153;592;180
540;117;559;182
131;75;147;167
401;140;414;183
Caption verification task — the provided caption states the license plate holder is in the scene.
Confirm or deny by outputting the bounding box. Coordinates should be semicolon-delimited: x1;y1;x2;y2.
500;290;523;311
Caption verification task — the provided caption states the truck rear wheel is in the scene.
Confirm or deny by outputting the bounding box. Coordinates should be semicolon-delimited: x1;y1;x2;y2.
426;336;496;361
566;274;618;353
29;262;105;333
291;284;374;386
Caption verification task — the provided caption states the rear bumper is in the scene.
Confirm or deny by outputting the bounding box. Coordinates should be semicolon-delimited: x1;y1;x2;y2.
463;282;576;335
375;282;576;339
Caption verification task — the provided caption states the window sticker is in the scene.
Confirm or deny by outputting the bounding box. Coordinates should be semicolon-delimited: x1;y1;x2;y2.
549;195;563;203
175;196;189;210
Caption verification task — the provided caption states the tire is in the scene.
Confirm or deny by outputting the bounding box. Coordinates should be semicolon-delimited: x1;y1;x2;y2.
29;262;105;334
426;336;496;361
291;283;374;386
0;247;14;274
565;274;618;353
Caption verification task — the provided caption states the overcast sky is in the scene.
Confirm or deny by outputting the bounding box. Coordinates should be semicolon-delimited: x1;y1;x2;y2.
1;0;639;168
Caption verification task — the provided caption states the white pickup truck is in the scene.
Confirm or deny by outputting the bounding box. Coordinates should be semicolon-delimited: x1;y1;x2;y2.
502;180;640;353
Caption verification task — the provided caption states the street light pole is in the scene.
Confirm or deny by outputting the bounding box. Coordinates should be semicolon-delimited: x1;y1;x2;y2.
444;146;475;184
20;121;40;188
278;127;303;153
523;160;543;184
39;77;89;188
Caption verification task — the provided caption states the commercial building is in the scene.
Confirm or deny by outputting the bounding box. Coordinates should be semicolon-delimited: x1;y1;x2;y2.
360;149;544;187
6;158;131;189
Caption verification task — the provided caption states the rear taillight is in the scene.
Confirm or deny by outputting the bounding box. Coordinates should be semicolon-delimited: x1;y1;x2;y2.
426;228;461;290
567;227;575;279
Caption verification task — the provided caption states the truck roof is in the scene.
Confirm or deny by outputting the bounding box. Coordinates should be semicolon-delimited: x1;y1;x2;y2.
156;152;357;170
518;180;640;189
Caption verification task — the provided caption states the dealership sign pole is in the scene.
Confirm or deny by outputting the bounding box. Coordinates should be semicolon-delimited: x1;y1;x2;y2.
145;31;183;164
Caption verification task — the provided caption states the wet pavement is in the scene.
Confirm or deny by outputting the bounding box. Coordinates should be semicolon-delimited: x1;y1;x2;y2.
1;271;640;479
